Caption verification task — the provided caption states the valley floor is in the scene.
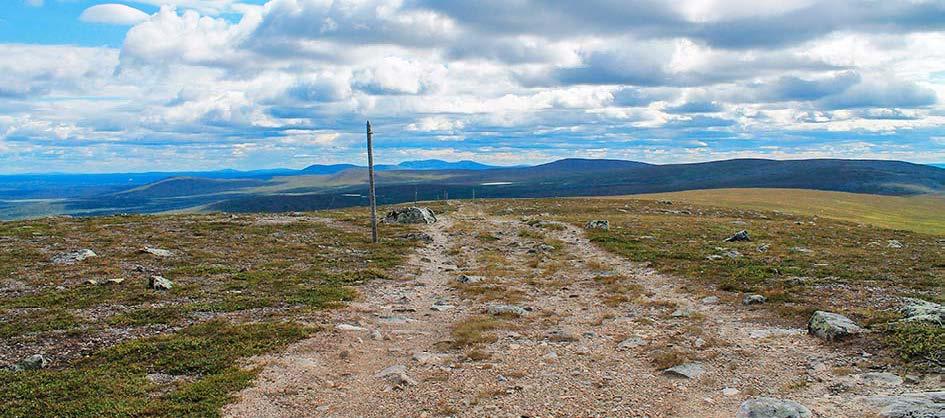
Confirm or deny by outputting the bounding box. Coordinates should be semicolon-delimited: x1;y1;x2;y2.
223;202;940;417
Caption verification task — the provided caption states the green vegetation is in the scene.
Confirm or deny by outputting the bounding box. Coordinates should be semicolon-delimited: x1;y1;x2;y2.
0;207;419;417
634;188;945;235
482;195;945;369
0;321;308;417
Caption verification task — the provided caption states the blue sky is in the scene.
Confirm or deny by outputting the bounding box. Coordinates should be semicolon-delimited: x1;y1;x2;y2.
1;0;944;173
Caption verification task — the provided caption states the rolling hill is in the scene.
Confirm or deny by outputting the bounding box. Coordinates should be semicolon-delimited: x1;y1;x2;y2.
629;188;945;235
2;158;944;219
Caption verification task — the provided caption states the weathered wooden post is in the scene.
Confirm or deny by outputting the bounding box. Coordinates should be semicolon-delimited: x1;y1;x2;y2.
366;120;378;243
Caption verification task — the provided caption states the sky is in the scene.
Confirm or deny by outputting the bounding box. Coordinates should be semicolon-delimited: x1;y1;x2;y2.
1;1;945;173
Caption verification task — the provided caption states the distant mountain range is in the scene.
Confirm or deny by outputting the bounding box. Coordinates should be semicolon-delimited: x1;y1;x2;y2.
1;158;944;219
302;159;501;174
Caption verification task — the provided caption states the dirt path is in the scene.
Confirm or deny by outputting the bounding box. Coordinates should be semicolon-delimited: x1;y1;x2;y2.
224;203;934;417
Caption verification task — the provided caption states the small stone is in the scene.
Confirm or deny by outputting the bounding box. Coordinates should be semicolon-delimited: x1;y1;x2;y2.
546;328;579;342
10;354;48;371
486;304;527;317
722;249;742;259
412;352;442;365
808;311;863;341
542;351;559;362
671;308;693;318
705;255;724;261
336;324;368;332
736;397;812;418
457;275;483;284
617;337;645;350
724;230;751;242
585;220;609;230
756;243;770;253
722;387;740;396
402;232;433;243
375;364;417;386
105;278;124;285
742;294;767;305
858;372;904;386
701;296;720;304
886;240;904;249
663;362;704;379
85;279;99;285
370;329;383;340
148;275;173;290
52;249;97;264
142;247;173;257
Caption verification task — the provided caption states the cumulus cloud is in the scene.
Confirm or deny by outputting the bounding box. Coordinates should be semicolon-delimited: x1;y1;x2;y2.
80;4;151;25
4;0;945;172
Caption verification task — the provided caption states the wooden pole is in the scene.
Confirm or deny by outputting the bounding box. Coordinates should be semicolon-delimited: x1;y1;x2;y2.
366;120;378;243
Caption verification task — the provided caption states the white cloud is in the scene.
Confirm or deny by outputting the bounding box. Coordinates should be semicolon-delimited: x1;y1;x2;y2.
80;4;151;25
5;0;945;172
25;0;43;7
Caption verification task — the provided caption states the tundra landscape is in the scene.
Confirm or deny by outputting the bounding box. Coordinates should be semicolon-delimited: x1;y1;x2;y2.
4;0;945;417
2;189;944;416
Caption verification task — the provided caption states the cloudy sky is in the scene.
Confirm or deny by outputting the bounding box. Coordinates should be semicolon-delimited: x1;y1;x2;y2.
2;0;945;173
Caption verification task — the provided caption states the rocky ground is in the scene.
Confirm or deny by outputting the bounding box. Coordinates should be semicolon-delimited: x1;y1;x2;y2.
223;203;943;417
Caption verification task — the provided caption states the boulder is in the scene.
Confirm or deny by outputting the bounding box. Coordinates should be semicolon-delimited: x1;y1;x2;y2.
52;249;97;264
887;240;904;249
743;294;767;305
663;362;704;379
808;311;863;341
383;207;437;224
585;220;609;231
148;275;173;290
736;397;812;418
10;354;48;371
899;298;945;325
865;391;945;418
724;230;751;242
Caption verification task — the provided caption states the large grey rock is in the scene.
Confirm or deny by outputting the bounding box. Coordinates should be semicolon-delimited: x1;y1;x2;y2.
808;311;863;341
736;397;812;418
52;249;97;264
148;275;173;290
663;362;704;379
486;304;527;317
899;298;945;325
724;230;751;242
10;354;48;371
865;391;945;418
585;220;609;230
383;207;437;224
